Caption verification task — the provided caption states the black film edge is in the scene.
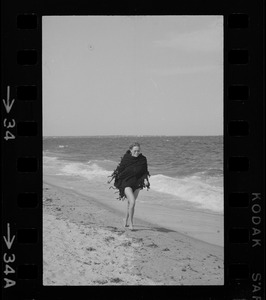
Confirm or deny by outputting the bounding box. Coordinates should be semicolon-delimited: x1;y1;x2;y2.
1;1;264;299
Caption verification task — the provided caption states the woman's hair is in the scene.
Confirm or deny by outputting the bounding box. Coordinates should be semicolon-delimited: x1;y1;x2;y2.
129;142;140;150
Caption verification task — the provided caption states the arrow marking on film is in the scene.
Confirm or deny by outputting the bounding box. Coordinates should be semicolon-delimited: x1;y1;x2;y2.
2;86;15;114
3;223;15;249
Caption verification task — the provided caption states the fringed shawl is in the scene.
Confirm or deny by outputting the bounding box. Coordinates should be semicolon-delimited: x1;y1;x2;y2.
108;150;150;200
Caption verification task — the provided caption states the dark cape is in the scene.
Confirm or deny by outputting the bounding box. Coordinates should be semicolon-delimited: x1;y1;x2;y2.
108;150;150;200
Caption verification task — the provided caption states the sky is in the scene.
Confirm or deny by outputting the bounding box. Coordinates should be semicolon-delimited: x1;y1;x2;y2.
43;16;223;136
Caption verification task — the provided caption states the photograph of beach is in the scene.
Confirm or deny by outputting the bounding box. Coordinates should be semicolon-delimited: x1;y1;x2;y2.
43;16;224;285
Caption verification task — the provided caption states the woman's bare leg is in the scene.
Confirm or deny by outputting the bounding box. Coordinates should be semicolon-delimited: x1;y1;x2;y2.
130;189;140;227
133;188;140;200
124;201;130;227
124;187;136;230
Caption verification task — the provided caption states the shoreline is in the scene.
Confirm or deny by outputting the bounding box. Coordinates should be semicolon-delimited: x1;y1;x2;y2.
44;174;223;247
43;179;224;285
44;178;223;248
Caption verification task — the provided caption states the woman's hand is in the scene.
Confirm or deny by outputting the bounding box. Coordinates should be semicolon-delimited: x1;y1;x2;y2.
144;178;149;187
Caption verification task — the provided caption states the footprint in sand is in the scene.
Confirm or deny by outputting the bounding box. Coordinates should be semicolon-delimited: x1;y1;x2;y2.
121;241;132;247
86;247;96;251
146;242;158;248
104;236;115;243
110;278;124;283
133;237;143;243
93;279;108;285
162;248;170;251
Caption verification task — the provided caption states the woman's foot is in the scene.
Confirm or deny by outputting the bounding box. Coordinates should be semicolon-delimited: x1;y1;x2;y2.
123;218;129;227
129;223;134;231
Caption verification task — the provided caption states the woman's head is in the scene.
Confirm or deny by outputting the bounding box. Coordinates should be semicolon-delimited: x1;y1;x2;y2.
129;142;141;157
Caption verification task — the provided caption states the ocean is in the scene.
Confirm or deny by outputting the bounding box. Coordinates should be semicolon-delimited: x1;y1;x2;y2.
43;136;223;215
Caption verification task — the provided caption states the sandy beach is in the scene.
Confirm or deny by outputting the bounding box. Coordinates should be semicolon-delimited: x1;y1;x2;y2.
43;178;224;286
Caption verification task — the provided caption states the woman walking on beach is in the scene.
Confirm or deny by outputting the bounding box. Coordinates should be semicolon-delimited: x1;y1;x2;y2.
108;142;150;230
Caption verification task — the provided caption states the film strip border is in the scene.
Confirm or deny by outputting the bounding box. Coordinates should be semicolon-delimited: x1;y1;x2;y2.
226;11;264;300
1;6;264;300
2;10;42;299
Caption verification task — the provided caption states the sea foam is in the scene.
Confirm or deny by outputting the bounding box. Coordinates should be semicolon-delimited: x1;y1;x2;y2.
150;174;223;213
61;161;110;180
43;155;223;214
